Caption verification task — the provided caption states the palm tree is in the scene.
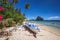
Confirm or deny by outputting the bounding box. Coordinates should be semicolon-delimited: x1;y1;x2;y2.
25;3;30;9
23;13;25;17
15;8;19;13
18;8;22;14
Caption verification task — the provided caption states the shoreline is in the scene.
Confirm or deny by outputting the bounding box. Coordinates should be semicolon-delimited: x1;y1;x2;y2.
34;22;60;36
0;21;60;40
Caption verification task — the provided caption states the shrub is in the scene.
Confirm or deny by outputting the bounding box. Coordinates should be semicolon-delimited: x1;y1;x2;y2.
5;18;15;27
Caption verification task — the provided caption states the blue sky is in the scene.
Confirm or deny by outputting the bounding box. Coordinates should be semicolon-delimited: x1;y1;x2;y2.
14;0;60;20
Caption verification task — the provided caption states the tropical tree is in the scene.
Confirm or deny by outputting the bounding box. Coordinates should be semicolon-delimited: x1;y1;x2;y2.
25;3;30;9
0;0;30;28
0;0;25;28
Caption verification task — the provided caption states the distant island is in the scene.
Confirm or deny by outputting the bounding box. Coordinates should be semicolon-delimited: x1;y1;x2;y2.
29;16;44;21
36;16;44;21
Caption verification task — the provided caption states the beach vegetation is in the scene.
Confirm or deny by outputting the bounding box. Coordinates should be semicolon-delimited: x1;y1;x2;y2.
0;0;29;29
25;3;30;9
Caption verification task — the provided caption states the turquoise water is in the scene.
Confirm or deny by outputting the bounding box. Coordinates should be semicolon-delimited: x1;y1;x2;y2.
27;20;60;30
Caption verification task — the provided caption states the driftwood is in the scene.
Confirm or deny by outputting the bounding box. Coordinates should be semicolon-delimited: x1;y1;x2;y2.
23;25;37;38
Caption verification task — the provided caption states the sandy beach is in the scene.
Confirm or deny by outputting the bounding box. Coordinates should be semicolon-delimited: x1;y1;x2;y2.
36;23;60;36
0;23;60;40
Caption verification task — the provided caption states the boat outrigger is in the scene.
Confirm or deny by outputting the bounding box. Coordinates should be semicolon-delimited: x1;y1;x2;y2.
23;23;40;38
24;23;40;33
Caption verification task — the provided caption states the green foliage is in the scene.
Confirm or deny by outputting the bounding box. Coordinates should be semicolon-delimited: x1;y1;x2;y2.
13;13;25;24
0;0;26;28
7;18;13;26
3;10;13;19
25;3;30;9
5;18;14;27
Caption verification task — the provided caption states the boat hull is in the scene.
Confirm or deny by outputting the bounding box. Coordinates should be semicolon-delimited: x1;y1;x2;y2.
25;25;39;33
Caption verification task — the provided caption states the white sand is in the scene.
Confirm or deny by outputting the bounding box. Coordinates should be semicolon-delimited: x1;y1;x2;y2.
0;24;60;40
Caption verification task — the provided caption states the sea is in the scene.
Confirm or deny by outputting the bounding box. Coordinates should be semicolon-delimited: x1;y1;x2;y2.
27;20;60;30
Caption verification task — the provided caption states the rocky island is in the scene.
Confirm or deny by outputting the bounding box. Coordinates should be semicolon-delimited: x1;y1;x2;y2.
36;16;44;21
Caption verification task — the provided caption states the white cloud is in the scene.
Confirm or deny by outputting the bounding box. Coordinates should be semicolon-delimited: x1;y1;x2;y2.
48;16;60;20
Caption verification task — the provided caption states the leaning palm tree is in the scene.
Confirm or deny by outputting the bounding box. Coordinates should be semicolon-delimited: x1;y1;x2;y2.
25;3;30;9
18;8;22;14
15;8;19;13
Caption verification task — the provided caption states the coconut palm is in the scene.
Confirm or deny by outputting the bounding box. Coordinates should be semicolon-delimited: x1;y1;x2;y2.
25;3;30;9
0;0;26;28
18;8;22;14
23;13;25;17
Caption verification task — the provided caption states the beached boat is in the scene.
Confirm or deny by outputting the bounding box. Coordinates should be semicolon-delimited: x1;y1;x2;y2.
25;23;40;33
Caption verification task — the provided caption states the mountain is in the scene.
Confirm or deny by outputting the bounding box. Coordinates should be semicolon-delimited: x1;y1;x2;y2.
36;16;44;21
